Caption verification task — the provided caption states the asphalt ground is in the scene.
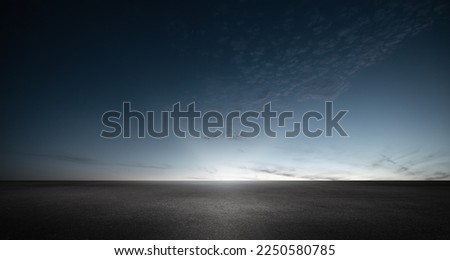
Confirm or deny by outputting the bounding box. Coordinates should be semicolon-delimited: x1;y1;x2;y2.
1;181;449;239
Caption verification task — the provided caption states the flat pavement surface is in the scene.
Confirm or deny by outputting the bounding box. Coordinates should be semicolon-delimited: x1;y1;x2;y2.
1;181;449;239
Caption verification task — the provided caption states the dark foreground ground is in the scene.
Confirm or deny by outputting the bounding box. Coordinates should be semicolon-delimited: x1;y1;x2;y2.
1;181;449;239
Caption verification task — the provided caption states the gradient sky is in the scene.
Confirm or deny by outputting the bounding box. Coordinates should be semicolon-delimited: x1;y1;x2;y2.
1;0;450;180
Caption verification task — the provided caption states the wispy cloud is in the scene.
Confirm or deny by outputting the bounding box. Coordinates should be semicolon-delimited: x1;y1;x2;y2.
370;150;450;179
196;1;450;110
424;172;450;180
20;152;171;170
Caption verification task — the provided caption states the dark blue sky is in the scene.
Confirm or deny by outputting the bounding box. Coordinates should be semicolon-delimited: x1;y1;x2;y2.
1;0;450;180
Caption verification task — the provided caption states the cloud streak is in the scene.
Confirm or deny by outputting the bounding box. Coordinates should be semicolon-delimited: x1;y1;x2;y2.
20;152;171;170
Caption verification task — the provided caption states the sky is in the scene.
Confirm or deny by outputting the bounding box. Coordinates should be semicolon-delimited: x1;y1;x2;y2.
1;0;450;180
